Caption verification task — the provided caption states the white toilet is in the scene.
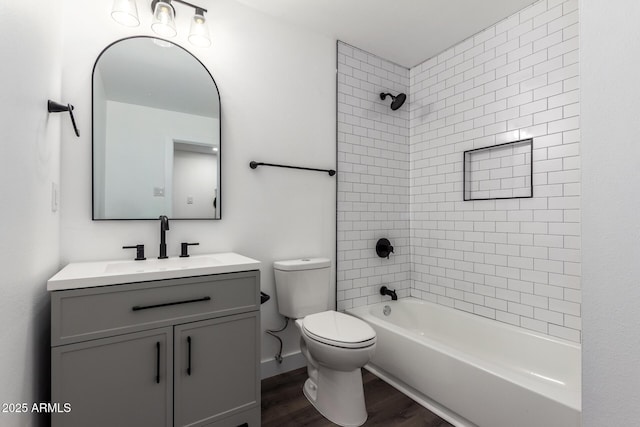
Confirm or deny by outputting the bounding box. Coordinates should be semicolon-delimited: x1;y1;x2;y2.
274;258;377;427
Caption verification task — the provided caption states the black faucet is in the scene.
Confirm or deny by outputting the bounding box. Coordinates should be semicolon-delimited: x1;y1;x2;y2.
380;286;398;301
158;215;170;259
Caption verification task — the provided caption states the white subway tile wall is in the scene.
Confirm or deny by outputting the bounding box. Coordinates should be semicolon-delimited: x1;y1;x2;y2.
337;0;580;343
410;0;580;342
337;41;411;310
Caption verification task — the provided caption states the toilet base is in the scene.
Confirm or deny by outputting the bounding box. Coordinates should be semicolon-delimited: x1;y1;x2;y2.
302;367;367;427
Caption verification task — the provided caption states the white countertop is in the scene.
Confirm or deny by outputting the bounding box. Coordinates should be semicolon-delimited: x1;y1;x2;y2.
47;252;261;291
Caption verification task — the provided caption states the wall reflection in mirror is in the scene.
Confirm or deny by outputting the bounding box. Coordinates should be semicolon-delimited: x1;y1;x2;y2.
93;36;220;220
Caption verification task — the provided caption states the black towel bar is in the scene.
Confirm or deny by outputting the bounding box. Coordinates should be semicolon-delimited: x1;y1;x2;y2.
249;161;335;176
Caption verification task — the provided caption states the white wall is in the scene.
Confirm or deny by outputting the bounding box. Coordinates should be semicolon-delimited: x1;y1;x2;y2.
102;101;216;218
173;150;218;218
59;0;336;373
336;42;411;309
581;0;640;424
410;0;581;342
0;1;62;426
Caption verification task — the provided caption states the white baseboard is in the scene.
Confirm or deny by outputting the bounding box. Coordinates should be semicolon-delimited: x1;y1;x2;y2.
261;351;307;380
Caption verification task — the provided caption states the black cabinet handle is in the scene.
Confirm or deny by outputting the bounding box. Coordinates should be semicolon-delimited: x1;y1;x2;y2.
156;342;160;384
237;424;249;427
187;336;192;376
132;296;211;311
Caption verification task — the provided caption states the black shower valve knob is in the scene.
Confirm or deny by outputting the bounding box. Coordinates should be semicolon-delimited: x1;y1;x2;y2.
376;238;394;259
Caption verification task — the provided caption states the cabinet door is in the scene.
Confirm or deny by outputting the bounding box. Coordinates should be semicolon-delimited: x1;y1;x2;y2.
174;312;260;427
52;327;173;427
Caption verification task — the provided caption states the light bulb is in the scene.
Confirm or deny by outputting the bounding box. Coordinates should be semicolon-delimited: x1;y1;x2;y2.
151;1;177;38
188;10;211;47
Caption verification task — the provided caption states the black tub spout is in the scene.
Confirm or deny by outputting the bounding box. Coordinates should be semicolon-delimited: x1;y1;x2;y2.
380;286;398;301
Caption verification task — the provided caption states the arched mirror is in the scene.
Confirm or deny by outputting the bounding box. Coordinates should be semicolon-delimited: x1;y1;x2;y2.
92;36;221;220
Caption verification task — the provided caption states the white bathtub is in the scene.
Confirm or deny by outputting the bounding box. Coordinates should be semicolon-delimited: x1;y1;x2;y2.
347;298;581;427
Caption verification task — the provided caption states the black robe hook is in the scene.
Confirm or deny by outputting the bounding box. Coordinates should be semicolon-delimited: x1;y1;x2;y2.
48;100;80;137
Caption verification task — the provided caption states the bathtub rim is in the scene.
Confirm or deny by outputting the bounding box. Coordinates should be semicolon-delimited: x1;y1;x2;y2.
348;297;581;349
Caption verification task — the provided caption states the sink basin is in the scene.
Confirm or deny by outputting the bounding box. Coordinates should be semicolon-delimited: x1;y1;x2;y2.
104;256;221;274
47;252;261;291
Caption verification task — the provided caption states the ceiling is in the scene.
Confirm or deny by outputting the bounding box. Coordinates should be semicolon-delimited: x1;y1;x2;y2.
234;0;539;67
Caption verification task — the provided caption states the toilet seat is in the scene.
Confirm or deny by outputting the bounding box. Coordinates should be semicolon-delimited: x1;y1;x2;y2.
302;311;376;349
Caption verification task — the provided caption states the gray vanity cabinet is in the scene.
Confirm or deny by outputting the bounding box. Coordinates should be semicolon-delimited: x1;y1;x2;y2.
174;313;259;427
51;327;174;427
51;271;260;427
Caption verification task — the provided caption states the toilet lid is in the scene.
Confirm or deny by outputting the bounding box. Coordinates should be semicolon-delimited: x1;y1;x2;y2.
302;311;376;349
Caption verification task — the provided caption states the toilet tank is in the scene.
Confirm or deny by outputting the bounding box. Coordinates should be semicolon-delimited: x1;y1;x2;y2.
273;258;331;319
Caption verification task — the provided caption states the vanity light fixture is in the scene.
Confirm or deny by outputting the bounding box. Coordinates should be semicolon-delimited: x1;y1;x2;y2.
151;0;177;37
188;8;211;47
111;0;211;47
111;0;140;27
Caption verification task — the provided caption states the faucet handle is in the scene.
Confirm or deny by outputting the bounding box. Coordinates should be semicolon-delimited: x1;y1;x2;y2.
180;242;200;258
123;244;146;261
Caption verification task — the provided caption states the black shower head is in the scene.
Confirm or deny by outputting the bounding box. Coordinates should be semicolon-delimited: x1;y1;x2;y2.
380;92;407;110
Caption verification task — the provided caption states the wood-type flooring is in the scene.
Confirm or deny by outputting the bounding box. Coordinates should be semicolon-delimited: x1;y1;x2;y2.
261;367;454;427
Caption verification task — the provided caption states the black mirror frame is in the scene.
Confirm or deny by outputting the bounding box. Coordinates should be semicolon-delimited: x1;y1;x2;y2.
91;36;222;221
